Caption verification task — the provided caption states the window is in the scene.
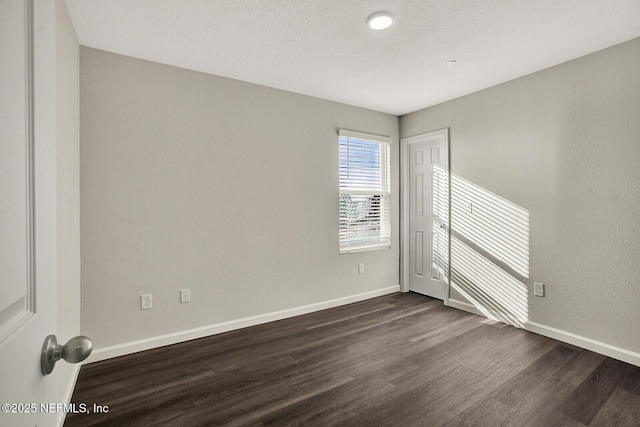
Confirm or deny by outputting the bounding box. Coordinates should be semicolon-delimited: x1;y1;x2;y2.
339;130;391;254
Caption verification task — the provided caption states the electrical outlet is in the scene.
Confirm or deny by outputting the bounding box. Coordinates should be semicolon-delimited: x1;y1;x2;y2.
180;288;190;303
534;282;545;297
358;263;365;274
141;294;152;309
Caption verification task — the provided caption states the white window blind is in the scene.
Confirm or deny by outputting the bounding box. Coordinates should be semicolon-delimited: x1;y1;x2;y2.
339;130;391;254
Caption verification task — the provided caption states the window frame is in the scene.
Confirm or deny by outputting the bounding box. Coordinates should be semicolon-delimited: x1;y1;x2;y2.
338;129;392;254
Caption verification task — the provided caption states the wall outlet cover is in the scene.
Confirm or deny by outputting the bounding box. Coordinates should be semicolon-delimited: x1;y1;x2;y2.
534;282;545;297
180;288;191;303
141;294;152;309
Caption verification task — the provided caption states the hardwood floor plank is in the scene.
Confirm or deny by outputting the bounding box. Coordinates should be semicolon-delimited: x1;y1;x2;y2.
508;377;577;426
453;376;578;427
552;416;588;427
490;344;580;407
590;388;640;427
444;395;516;427
554;350;607;386
620;367;640;396
261;373;400;426
305;303;395;329
195;375;354;427
409;308;483;343
460;327;560;385
562;357;636;425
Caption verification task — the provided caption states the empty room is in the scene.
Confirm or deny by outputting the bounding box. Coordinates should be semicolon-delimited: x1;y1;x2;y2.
1;0;639;426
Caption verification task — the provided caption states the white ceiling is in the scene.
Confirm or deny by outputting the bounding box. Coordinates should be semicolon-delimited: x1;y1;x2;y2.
65;0;640;116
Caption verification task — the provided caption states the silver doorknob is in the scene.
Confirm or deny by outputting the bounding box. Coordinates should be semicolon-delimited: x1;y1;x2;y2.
41;335;93;375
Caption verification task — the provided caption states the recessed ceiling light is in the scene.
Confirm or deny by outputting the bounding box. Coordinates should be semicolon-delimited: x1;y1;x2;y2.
445;60;458;66
368;12;393;30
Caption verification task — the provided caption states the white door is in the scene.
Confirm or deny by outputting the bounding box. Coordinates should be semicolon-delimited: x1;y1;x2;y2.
0;1;62;426
402;130;449;300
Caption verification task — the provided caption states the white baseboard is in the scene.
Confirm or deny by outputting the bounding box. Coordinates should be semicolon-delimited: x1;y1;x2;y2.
525;321;640;367
448;298;640;367
87;285;400;363
57;364;81;427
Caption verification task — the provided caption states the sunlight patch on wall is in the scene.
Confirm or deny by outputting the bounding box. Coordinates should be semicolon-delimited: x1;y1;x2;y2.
451;172;530;278
450;236;528;327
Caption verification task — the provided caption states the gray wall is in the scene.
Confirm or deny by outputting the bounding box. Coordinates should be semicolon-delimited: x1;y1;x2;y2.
80;48;400;348
401;38;640;354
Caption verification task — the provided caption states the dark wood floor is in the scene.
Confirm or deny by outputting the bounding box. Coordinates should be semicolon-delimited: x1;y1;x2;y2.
66;292;640;426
